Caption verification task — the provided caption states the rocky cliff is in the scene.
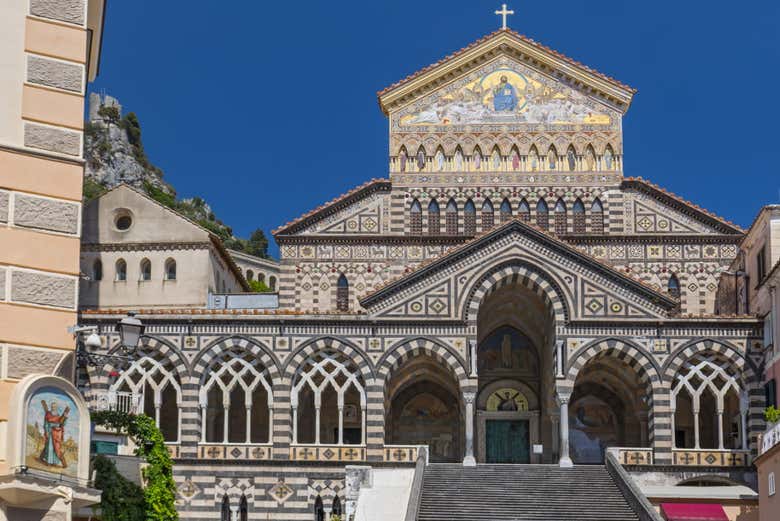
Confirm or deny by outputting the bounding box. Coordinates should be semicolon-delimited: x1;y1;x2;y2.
84;93;269;258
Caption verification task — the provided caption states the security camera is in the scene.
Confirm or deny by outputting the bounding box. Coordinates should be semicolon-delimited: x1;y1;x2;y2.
85;332;103;350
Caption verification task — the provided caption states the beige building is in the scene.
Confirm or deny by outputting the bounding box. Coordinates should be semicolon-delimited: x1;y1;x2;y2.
80;184;249;310
229;249;279;291
0;0;106;519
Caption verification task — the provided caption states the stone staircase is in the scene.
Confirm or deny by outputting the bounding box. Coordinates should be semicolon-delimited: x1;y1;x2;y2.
416;464;640;521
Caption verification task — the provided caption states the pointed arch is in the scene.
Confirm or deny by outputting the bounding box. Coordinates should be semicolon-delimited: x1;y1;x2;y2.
336;273;349;312
164;258;177;280
221;495;231;521
591;198;604;234
398;145;408;172
566;145;577;171
510;145;521;171
332;496;342;516
473;145;483;170
409;199;422;235
554;198;567;235
518;198;530;223
668;273;681;299
603;145;615;171
434;146;446;172
535;199;549;230
415;145;426;170
112;257;123;282
499;198;512;224
454;145;465;171
528;145;540;171
446;198;458;235
572;198;586;234
490;145;502;171
92;258;103;282
481;198;494;231
428;199;441;235
585;144;597;171
547;145;558;171
464;199;476;235
314;495;325;521
140;258;151;281
240;495;248;521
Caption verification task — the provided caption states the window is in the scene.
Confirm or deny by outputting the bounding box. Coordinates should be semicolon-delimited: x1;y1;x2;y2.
554;198;567;235
258;273;265;283
428;200;440;235
240;495;248;521
221;495;230;521
499;198;512;224
766;379;777;409
572;199;585;234
92;259;103;282
464;199;476;235
115;213;133;231
764;312;774;349
481;199;494;231
536;199;549;230
165;258;177;280
770;472;776;497
591;198;604;234
566;146;577;171
518;199;530;223
139;259;152;281
410;199;422;235
757;245;768;283
115;259;127;281
668;274;681;299
445;199;458;235
336;274;349;312
246;269;254;281
314;496;325;521
269;276;277;291
332;496;342;517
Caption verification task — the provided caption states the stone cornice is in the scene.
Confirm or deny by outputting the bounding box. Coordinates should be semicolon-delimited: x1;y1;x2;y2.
81;241;211;252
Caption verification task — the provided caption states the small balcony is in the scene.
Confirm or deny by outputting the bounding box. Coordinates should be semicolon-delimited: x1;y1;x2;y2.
91;390;141;414
759;421;780;456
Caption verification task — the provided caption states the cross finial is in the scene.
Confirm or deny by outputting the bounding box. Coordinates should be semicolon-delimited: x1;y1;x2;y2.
495;3;514;30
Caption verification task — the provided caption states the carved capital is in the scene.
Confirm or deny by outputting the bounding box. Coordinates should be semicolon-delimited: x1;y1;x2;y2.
462;391;476;405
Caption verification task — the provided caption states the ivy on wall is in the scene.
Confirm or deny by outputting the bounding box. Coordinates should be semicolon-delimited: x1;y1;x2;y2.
92;411;178;521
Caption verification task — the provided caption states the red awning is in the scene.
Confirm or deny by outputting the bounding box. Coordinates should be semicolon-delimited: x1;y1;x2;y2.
660;503;729;521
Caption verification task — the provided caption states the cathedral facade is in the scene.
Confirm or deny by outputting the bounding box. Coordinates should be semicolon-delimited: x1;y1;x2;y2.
80;29;764;520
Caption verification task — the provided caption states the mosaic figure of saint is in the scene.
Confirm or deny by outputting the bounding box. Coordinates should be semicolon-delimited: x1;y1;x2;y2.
399;149;407;172
435;150;445;171
474;151;482;170
497;390;520;412
416;149;425;170
492;75;518;112
39;400;70;468
454;149;464;171
491;150;501;170
512;152;520;171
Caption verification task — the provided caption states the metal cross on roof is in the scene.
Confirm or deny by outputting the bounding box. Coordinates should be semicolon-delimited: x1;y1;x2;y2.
495;3;515;30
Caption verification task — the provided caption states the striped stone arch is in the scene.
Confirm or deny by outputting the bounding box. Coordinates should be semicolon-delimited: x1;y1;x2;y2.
662;338;765;453
192;335;281;385
282;336;374;383
463;261;569;329
377;337;469;388
89;334;188;386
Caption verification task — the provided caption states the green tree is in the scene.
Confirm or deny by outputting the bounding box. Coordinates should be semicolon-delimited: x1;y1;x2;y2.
245;228;269;258
92;455;146;521
248;279;271;292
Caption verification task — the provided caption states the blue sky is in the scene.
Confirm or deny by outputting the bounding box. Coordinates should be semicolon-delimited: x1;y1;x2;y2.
90;1;780;256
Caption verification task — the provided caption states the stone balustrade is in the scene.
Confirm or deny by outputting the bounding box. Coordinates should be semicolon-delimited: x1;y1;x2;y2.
671;448;751;467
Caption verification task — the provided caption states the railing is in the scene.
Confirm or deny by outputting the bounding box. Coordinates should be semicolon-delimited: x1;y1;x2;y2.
92;390;141;414
604;451;663;521
760;421;780;456
404;447;429;521
671;448;751;467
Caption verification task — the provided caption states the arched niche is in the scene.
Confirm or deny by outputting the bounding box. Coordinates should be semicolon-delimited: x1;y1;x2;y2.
7;375;92;481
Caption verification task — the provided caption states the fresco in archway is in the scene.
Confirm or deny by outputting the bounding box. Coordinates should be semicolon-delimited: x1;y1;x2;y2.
486;388;529;412
396;392;459;461
569;395;619;464
25;386;80;477
478;326;539;376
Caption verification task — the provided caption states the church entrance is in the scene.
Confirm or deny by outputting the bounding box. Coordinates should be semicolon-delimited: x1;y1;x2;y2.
485;420;529;463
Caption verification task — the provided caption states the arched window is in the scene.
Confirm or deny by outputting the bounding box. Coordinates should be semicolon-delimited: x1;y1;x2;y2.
547;146;558;171
668;274;681;299
164;258;176;281
292;351;366;446
500;198;512;224
603;145;615;171
246;269;254;281
115;259;127;282
572;199;586;234
409;199;422;235
314;496;325;521
536;199;549;230
140;258;151;281
336;274;349;312
481;199;494;231
221;495;230;521
566;145;577;171
415;146;426;171
554;198;567;235
445;199;458;235
112;354;182;441
92;259;103;282
201;347;274;444
528;146;540;171
269;276;277;291
428;200;441;235
258;273;265;284
240;495;248;521
518;199;530;223
585;145;596;171
332;496;342;517
464;199;476;235
591;198;604;234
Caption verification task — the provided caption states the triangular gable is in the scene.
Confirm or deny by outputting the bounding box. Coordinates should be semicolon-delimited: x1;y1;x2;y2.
378;29;635;117
362;219;677;321
273;179;391;237
621;178;744;235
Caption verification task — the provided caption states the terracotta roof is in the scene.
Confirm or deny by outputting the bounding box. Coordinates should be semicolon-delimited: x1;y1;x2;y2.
377;28;635;101
80;307;366;316
622;177;744;234
273;178;391;237
362;217;677;309
741;204;780;243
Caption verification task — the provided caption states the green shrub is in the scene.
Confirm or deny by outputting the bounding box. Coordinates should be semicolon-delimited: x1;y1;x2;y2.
83;178;108;202
248;279;272;293
92;455;146;521
766;406;780;424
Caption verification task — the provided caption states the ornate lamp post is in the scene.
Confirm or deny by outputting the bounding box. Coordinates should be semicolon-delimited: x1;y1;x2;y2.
72;311;145;367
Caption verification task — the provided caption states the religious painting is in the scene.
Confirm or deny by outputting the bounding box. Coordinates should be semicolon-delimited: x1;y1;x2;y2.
395;392;459;462
486;388;529;412
25;386;80;477
396;60;615;129
477;326;539;376
569;395;619;464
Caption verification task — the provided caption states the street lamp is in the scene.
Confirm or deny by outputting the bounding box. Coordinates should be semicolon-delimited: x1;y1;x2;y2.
115;311;144;356
72;312;144;367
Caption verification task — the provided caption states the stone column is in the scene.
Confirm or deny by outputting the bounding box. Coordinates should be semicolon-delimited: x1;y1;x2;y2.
463;392;476;466
557;391;573;468
740;390;750;450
